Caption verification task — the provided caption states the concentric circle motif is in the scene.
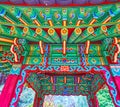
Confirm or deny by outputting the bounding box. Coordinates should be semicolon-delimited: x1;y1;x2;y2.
36;28;42;34
23;27;28;33
91;58;96;64
101;25;107;32
48;28;55;35
11;26;15;31
33;58;39;63
87;27;94;34
116;24;120;31
61;28;68;35
75;28;82;35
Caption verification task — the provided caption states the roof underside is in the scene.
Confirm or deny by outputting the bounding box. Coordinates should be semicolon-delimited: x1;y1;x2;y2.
0;3;120;44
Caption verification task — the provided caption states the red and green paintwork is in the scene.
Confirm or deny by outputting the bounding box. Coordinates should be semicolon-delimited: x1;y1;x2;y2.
0;2;120;107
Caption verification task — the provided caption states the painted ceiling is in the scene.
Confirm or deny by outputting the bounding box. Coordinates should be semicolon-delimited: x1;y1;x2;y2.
0;2;120;74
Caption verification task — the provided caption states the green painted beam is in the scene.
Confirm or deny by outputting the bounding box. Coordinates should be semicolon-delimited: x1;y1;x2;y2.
48;28;61;43
68;28;82;43
0;25;55;43
74;26;94;43
0;41;12;46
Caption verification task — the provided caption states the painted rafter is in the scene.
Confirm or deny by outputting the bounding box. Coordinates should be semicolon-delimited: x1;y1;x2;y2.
0;25;55;43
0;4;119;44
0;4;119;28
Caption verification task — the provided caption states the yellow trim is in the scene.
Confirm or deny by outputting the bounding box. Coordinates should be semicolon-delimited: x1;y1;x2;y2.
100;57;104;65
76;20;82;26
97;45;101;56
26;57;30;64
63;40;66;55
19;18;28;26
63;20;67;26
33;19;41;26
3;16;15;24
29;45;33;55
48;20;53;26
89;18;96;25
102;16;111;24
0;46;2;51
85;55;89;66
117;20;120;22
0;38;13;43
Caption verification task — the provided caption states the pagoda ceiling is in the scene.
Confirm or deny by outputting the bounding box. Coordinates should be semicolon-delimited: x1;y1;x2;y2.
0;3;120;44
0;3;120;74
27;73;105;96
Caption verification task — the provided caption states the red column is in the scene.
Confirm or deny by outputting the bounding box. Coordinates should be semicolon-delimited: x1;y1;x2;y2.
0;74;19;107
92;95;99;107
101;66;120;107
0;64;26;107
33;93;41;107
110;65;120;94
87;94;99;107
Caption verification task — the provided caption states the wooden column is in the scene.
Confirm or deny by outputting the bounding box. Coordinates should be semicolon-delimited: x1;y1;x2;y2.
87;94;99;107
0;64;26;107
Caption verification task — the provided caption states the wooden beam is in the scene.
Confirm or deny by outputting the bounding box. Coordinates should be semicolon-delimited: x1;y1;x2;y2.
112;37;120;63
0;38;13;44
19;18;28;26
39;41;44;55
77;77;80;84
3;16;15;24
48;20;53;26
63;20;67;26
76;20;82;26
64;76;67;84
102;16;111;24
33;19;41;26
85;40;90;54
50;76;54;84
89;18;96;25
63;40;66;56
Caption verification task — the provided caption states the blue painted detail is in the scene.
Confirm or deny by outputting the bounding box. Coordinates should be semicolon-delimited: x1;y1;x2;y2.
10;69;26;107
42;13;47;20
20;64;120;106
109;9;115;17
16;10;21;18
57;14;61;20
47;15;52;20
80;44;86;66
110;65;120;77
30;13;37;20
98;66;120;106
93;12;98;19
0;9;6;16
10;65;21;75
78;14;83;20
